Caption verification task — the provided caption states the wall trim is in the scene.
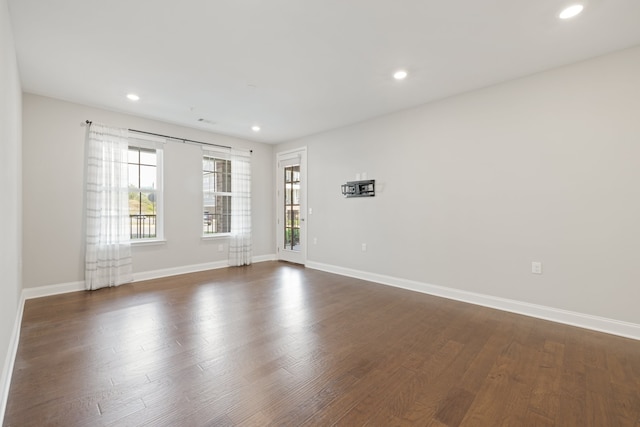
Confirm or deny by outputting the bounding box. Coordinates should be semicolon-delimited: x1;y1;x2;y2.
132;254;277;282
22;281;85;300
0;296;25;423
21;254;278;300
306;261;640;341
132;261;229;282
253;254;277;263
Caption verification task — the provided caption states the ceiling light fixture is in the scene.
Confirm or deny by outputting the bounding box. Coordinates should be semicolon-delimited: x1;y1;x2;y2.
126;93;140;101
393;70;408;80
251;125;261;132
559;4;584;19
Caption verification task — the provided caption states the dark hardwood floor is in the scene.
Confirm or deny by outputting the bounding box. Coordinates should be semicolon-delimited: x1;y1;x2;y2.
4;261;640;426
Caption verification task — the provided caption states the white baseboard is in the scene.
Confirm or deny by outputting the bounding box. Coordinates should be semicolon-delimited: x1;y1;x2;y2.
306;261;640;341
133;254;276;282
253;254;277;263
22;254;279;300
22;281;85;300
0;294;25;423
132;260;229;282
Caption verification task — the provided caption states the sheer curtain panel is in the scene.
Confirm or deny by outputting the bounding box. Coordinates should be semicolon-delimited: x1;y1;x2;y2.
85;123;133;290
229;150;252;266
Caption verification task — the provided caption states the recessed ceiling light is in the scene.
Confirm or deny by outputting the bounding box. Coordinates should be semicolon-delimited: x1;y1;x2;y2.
559;4;584;19
126;93;140;101
393;70;408;80
251;125;261;132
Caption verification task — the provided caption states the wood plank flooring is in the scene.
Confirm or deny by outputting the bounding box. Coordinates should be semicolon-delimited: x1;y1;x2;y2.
4;261;640;426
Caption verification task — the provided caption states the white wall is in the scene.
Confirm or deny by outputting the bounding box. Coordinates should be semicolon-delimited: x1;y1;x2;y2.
277;45;640;325
22;94;274;289
0;0;22;416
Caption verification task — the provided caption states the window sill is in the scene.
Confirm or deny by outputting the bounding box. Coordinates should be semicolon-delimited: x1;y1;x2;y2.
131;239;167;247
201;234;231;240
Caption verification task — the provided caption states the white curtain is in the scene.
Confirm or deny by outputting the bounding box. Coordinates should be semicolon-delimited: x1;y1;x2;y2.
229;149;252;266
85;123;133;290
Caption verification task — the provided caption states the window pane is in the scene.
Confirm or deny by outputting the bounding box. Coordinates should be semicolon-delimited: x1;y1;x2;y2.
286;206;300;227
223;171;231;193
217;195;231;233
140;165;157;189
203;157;213;172
139;149;156;166
203;173;212;192
128;165;139;188
203;156;231;234
203;190;215;207
128;148;139;164
129;191;140;215
285;228;292;247
140;192;157;215
203;209;213;234
291;208;300;227
129;213;156;239
128;146;161;240
292;187;300;205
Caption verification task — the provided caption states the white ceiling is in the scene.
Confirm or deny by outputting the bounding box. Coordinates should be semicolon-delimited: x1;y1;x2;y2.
8;0;640;143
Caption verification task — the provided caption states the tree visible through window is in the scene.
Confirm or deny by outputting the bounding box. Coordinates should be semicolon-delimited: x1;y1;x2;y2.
128;146;158;239
203;154;231;234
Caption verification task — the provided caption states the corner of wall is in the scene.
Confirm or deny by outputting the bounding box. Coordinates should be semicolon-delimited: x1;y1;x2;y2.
0;295;25;422
0;0;23;421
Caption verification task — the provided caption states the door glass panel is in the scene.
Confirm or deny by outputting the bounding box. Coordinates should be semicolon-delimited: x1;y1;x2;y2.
284;165;301;251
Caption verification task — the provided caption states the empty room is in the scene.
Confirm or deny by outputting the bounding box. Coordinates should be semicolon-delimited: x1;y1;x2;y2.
2;0;640;425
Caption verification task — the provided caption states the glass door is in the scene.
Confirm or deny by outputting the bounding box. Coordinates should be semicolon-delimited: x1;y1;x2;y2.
277;149;306;264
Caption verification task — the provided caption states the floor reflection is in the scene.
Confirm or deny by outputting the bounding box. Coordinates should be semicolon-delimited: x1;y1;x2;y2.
277;266;309;330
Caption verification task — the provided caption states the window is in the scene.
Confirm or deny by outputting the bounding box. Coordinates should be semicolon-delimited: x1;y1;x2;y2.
203;153;231;235
128;143;163;240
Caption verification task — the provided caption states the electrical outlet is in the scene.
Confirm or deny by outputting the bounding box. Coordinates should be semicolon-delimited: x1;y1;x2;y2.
361;243;367;252
313;237;317;245
532;261;542;274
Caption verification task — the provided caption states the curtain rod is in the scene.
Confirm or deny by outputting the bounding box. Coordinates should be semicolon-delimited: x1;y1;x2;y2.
85;120;252;153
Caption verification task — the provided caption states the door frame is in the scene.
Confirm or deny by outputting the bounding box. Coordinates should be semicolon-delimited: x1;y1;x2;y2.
276;147;307;265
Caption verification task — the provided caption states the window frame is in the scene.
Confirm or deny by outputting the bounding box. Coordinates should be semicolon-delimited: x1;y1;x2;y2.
128;137;164;244
202;150;232;238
